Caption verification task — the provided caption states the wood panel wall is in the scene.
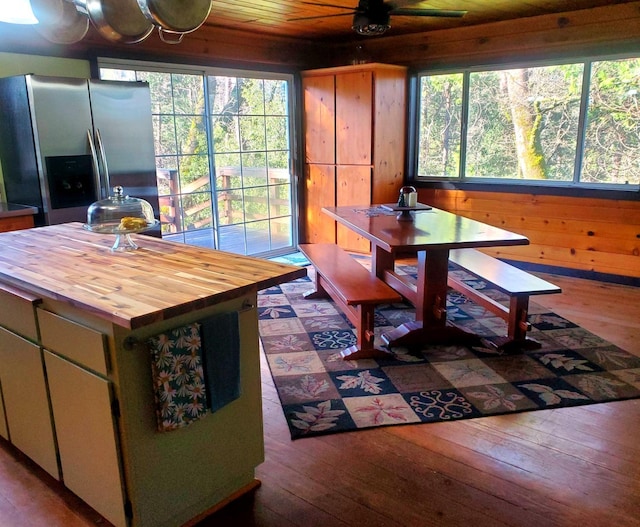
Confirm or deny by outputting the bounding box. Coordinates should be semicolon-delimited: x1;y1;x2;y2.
418;188;640;280
0;22;324;71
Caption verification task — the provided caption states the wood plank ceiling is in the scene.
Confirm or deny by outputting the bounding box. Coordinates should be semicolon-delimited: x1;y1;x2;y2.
204;0;637;41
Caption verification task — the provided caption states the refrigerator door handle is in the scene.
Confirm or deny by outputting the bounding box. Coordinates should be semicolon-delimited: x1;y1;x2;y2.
87;129;103;200
95;128;111;198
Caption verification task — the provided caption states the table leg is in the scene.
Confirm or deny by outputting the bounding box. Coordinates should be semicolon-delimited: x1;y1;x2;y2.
371;244;394;280
415;249;448;324
382;249;482;351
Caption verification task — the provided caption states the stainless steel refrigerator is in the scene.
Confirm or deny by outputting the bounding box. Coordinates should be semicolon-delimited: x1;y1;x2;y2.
0;74;160;233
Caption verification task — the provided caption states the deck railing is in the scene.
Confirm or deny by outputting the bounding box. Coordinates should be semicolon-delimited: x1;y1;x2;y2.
156;167;291;234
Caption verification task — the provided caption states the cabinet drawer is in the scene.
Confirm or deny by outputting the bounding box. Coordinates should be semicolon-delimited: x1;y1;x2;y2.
37;309;109;376
0;283;40;341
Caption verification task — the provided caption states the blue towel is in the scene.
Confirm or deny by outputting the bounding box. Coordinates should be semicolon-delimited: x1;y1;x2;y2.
199;311;241;413
147;323;209;432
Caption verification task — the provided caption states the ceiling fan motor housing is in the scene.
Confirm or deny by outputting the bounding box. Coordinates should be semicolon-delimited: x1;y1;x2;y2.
353;0;391;35
293;0;466;36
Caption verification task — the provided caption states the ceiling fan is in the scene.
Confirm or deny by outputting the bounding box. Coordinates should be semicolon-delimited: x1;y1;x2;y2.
289;0;467;36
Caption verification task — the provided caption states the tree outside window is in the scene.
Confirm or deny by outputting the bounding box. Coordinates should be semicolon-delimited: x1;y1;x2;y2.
416;56;640;188
100;65;295;257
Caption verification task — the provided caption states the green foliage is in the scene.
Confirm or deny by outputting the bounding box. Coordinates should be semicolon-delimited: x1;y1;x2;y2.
418;58;639;186
583;58;640;184
209;76;291;232
101;67;295;250
418;73;462;177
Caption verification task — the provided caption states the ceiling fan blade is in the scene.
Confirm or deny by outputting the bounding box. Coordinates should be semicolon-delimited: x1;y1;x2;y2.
299;1;355;9
389;8;467;17
288;12;356;22
388;0;448;8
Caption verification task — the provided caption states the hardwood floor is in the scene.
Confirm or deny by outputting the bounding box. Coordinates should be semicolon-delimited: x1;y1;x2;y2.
0;273;638;527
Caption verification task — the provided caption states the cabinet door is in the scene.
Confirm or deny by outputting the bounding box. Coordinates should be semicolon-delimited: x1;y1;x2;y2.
0;327;59;479
336;71;373;166
44;351;127;527
371;66;407;204
304;164;336;244
0;390;7;440
336;165;372;252
303;75;336;164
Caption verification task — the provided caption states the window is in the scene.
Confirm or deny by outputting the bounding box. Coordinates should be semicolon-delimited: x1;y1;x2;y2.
99;61;296;257
414;56;640;189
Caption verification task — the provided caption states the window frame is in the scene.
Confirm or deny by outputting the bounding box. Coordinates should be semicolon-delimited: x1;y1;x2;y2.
408;52;640;198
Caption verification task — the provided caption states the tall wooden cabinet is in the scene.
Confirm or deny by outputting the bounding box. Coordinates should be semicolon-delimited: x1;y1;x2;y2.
301;63;407;252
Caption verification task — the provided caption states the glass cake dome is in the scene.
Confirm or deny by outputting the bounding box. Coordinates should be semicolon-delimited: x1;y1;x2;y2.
84;186;158;251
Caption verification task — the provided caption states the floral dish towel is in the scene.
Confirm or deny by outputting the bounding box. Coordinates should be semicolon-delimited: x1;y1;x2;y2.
147;323;208;432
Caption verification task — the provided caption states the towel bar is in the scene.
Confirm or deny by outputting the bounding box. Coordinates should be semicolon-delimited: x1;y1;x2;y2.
122;300;254;350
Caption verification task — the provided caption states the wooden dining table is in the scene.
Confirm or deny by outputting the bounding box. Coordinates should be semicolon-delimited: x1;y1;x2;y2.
322;204;530;350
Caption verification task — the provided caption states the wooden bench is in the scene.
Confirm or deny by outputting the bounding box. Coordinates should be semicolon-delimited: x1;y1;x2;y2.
448;248;561;352
298;243;402;360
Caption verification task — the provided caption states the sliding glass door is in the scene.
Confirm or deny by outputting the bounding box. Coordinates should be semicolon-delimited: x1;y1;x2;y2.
209;75;293;254
100;61;297;257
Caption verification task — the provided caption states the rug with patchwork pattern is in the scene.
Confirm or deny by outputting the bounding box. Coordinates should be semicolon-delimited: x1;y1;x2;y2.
258;261;640;440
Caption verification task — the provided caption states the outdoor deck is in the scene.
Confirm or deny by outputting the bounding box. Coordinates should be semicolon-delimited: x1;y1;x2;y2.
162;224;294;257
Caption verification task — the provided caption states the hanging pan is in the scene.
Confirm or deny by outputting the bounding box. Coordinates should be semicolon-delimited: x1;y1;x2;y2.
76;0;153;44
34;0;89;45
31;0;65;26
136;0;212;44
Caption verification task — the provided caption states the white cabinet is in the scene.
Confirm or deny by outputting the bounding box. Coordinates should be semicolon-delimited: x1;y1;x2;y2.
38;307;126;527
0;276;268;527
44;351;127;527
0;284;124;523
0;284;58;479
0;327;59;479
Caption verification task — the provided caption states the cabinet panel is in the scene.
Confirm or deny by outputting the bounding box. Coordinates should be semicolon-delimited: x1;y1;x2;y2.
38;308;109;375
0;385;8;440
371;67;408;204
0;214;35;233
114;293;265;527
0;327;59;479
0;283;40;341
44;351;126;527
303;75;336;164
336;165;371;252
304;164;336;244
336;71;373;166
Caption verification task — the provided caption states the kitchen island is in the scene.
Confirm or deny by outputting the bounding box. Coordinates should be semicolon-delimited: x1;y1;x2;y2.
0;223;306;527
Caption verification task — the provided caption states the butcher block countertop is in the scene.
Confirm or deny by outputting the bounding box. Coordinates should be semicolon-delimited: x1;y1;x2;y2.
0;223;306;329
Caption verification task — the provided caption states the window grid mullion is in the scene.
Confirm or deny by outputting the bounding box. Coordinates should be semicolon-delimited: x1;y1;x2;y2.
574;61;592;185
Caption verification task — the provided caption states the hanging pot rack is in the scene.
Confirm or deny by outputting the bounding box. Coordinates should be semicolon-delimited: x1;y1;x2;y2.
32;0;212;45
